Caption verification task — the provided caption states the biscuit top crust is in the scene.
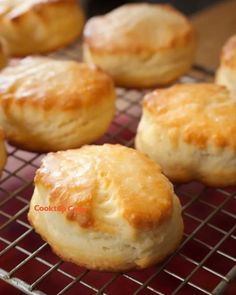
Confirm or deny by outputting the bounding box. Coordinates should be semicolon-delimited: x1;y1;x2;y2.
220;35;236;68
84;3;195;54
0;57;114;110
144;83;236;150
0;0;76;18
35;144;174;231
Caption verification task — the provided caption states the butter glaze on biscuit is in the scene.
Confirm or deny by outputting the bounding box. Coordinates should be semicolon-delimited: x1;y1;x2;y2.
28;144;183;271
0;57;115;152
0;0;84;56
83;3;196;88
136;84;236;187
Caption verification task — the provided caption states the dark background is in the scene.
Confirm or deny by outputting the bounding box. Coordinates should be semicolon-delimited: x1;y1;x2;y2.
85;0;222;17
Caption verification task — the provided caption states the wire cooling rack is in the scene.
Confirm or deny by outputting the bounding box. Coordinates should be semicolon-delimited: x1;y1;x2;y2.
0;41;236;295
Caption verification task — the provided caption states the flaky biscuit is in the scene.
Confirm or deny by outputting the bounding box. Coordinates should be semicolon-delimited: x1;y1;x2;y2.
28;144;183;271
0;128;7;176
0;57;115;152
83;3;196;88
0;0;84;56
216;35;236;98
135;84;236;187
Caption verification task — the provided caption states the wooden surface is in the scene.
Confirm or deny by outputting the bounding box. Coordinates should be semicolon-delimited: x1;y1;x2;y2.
191;0;236;69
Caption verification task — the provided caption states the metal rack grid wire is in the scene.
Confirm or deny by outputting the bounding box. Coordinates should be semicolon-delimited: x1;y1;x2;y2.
0;41;236;295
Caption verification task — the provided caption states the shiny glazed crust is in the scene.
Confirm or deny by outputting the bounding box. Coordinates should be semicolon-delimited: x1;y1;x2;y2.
135;84;236;186
0;57;115;152
0;0;84;56
28;144;183;271
83;3;196;88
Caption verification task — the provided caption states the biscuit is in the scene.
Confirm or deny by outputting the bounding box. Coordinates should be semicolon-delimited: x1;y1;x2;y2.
28;144;183;271
0;0;84;56
0;38;8;69
0;57;115;152
0;129;7;176
135;84;236;187
83;3;196;88
216;35;236;98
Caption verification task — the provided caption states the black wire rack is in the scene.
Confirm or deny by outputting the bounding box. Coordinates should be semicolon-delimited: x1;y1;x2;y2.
0;41;235;295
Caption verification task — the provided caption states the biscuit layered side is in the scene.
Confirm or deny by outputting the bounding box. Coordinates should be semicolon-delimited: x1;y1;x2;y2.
83;3;196;88
136;83;236;187
28;144;183;271
0;0;84;56
0;57;115;152
216;35;236;98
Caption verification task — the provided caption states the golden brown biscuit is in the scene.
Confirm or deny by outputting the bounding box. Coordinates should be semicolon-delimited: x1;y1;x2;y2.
0;57;115;152
0;0;84;56
0;38;8;69
28;144;183;271
135;84;236;187
0;128;7;176
83;3;196;88
216;35;236;98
